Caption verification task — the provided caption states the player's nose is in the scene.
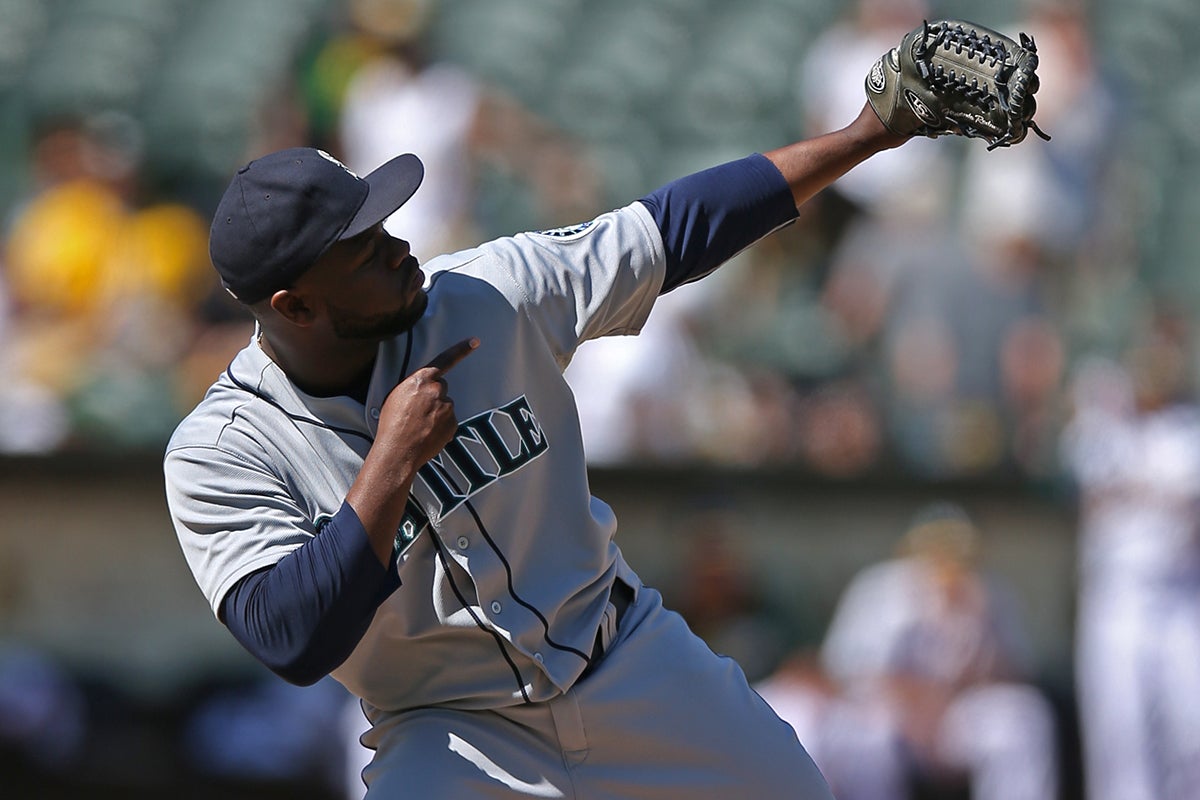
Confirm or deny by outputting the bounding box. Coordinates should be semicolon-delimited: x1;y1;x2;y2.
387;235;412;268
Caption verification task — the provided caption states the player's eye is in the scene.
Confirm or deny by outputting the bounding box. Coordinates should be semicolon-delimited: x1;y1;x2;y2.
358;240;381;270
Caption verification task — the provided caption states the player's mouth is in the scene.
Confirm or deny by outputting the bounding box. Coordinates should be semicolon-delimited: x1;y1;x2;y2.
402;255;423;291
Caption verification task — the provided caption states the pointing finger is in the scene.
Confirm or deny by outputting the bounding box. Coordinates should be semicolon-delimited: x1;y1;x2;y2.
425;337;480;375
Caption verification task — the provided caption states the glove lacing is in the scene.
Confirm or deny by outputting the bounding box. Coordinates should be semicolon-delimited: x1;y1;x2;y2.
914;20;1053;149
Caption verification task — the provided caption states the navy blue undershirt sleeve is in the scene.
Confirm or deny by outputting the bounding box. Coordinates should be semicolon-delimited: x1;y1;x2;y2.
638;153;799;294
220;502;400;686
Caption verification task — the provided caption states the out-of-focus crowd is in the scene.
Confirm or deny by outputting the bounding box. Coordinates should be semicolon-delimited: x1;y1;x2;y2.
0;0;1177;488
0;112;247;452
569;0;1132;481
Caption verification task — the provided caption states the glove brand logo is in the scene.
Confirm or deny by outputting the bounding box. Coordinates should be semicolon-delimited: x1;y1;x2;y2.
867;58;887;93
903;89;940;126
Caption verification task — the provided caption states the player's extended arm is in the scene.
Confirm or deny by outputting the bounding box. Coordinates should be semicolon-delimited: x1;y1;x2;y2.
638;102;906;295
764;102;908;209
641;13;1049;290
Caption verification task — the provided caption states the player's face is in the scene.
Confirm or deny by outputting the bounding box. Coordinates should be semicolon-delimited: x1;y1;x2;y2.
302;224;427;341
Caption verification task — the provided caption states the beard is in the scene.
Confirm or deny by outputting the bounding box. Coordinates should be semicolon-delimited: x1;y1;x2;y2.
329;290;429;340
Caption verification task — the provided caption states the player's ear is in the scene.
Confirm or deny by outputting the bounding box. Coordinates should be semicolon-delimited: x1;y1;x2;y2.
268;288;316;326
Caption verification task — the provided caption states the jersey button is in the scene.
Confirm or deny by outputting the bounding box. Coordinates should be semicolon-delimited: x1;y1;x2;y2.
533;652;544;663
456;536;469;550
490;601;503;614
369;407;381;420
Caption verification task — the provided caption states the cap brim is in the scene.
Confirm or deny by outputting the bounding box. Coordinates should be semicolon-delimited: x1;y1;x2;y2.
341;153;424;240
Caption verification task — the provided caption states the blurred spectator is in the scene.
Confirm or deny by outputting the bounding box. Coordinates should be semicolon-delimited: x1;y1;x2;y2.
1061;311;1200;800
565;270;739;466
698;222;883;474
794;378;883;477
0;642;88;771
0;545;87;773
795;0;954;223
327;0;599;261
816;503;1058;800
812;198;1068;478
0;114;131;452
998;314;1067;474
0;296;68;453
183;669;352;794
1;113;226;452
958;0;1120;271
756;649;907;800
563;288;708;465
666;504;792;684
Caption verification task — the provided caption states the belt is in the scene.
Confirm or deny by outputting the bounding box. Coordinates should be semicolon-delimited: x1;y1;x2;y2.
580;578;634;680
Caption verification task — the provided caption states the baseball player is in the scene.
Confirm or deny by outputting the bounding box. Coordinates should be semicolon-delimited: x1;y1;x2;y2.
1062;331;1200;800
815;504;1058;800
164;20;1045;798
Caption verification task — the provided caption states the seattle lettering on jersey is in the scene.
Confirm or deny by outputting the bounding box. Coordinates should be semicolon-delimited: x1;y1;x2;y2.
393;396;548;556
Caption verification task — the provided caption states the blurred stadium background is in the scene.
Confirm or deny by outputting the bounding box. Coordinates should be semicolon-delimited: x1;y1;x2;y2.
0;0;1196;796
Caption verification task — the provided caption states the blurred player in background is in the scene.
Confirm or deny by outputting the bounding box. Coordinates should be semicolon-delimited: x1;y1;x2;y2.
1062;311;1200;800
756;648;907;800
810;504;1058;800
331;0;598;262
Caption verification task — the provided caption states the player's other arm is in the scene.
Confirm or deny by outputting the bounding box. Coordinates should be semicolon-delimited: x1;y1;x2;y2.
638;102;905;293
220;339;479;686
346;337;480;564
221;504;397;686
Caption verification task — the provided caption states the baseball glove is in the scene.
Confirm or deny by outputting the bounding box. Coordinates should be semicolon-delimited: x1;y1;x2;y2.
865;19;1050;150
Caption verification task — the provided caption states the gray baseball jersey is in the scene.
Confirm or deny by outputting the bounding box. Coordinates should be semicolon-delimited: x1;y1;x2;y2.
165;202;663;713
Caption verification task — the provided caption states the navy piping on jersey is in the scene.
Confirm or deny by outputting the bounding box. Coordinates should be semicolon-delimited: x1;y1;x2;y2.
224;366;374;444
221;328;416;444
428;531;533;704
397;318;414;377
427;460;592;664
639;153;799;294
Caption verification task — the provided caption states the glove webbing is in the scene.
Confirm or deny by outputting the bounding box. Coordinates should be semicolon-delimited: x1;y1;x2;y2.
915;20;1052;150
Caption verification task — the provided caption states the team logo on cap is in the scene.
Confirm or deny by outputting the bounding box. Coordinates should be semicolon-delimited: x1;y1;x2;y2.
317;149;360;178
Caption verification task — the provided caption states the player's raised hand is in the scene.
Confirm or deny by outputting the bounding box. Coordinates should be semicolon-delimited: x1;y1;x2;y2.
376;337;480;467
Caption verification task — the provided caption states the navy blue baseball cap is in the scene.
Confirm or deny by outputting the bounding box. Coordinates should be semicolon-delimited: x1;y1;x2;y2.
209;147;424;304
